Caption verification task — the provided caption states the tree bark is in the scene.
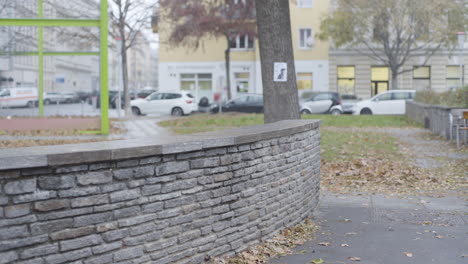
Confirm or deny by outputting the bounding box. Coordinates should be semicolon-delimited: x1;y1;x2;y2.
120;37;131;116
255;0;300;124
391;67;399;90
225;36;232;100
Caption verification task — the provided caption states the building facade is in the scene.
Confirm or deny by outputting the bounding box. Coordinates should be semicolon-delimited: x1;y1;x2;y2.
329;45;468;100
158;0;330;102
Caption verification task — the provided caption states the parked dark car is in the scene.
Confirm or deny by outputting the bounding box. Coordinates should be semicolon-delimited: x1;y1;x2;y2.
96;90;118;109
110;91;137;109
210;94;263;113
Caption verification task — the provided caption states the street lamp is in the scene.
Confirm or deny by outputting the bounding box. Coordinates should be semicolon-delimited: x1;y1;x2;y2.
458;32;465;88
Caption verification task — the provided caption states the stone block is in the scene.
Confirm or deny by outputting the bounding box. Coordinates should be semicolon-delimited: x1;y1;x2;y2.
4;179;36;194
50;226;95;241
20;243;59;259
0;251;18;264
190;157;220;169
58;186;100;198
31;218;73;235
44;247;92;264
113;205;141;219
102;229;129;242
71;194;108;208
77;171;112;185
4;203;30;218
112;168;134;180
74;212;113;227
60;234;103;251
0;225;28;240
157;161;189;175
134;165;154;178
110;189;140;203
34;199;70;212
113;246;143;262
92;241;121;254
0;234;48;251
56;165;88;173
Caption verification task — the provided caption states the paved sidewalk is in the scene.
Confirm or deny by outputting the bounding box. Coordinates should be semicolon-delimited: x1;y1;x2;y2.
270;192;468;264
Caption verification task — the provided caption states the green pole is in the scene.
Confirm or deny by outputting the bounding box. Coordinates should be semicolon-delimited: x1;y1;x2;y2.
38;0;44;117
100;0;109;134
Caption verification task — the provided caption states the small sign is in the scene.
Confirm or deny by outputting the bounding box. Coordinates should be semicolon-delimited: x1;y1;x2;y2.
274;62;287;82
56;78;65;83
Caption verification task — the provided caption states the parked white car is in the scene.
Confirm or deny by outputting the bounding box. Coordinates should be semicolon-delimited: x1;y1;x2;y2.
0;87;38;108
353;90;416;115
130;91;197;116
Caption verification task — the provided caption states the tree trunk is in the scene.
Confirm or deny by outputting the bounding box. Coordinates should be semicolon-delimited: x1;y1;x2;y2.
120;38;131;116
391;67;399;90
225;37;232;100
254;0;300;124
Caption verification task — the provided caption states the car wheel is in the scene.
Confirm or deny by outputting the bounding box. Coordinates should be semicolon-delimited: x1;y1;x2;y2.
360;108;372;115
44;99;51;105
26;101;35;108
300;109;312;115
131;107;141;116
171;107;184;116
331;109;342;116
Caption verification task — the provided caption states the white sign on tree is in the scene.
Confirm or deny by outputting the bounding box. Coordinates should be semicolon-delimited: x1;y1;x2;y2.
274;62;287;82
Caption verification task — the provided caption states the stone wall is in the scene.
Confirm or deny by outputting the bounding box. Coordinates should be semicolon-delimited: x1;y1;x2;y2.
0;120;321;264
406;101;468;143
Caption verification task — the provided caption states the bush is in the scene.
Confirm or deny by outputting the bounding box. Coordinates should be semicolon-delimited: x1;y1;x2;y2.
414;86;468;107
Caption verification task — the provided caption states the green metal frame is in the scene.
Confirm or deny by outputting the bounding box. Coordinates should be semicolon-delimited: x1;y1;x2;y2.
0;0;109;134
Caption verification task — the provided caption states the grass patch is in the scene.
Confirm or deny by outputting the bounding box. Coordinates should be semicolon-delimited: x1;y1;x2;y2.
0;138;113;149
321;128;400;162
159;113;420;134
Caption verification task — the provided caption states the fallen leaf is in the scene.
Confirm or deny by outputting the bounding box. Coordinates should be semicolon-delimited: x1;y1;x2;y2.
404;252;413;257
341;244;349;247
348;257;361;261
339;219;352;223
318;242;331;246
422;221;433;225
345;232;357;236
435;235;444;239
310;259;325;264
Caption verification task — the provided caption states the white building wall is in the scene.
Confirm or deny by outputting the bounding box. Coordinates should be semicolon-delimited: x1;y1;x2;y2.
159;59;330;102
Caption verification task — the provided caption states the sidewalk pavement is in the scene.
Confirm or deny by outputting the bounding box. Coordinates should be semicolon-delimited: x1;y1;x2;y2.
271;192;468;264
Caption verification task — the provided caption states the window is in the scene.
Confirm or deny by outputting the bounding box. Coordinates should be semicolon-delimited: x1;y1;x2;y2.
413;66;431;90
446;66;464;89
298;0;313;8
297;73;313;90
374;93;392;101
229;34;254;50
180;73;212;91
148;93;163;100
371;67;389;96
299;28;313;49
392;92;412;100
313;93;330;101
235;72;249;93
337;66;355;94
164;93;181;100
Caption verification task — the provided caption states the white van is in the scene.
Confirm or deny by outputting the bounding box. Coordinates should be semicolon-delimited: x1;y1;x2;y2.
0;87;38;108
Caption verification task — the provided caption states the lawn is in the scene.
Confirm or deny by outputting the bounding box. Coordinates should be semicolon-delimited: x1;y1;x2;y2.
159;113;465;196
159;113;416;162
159;113;420;133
